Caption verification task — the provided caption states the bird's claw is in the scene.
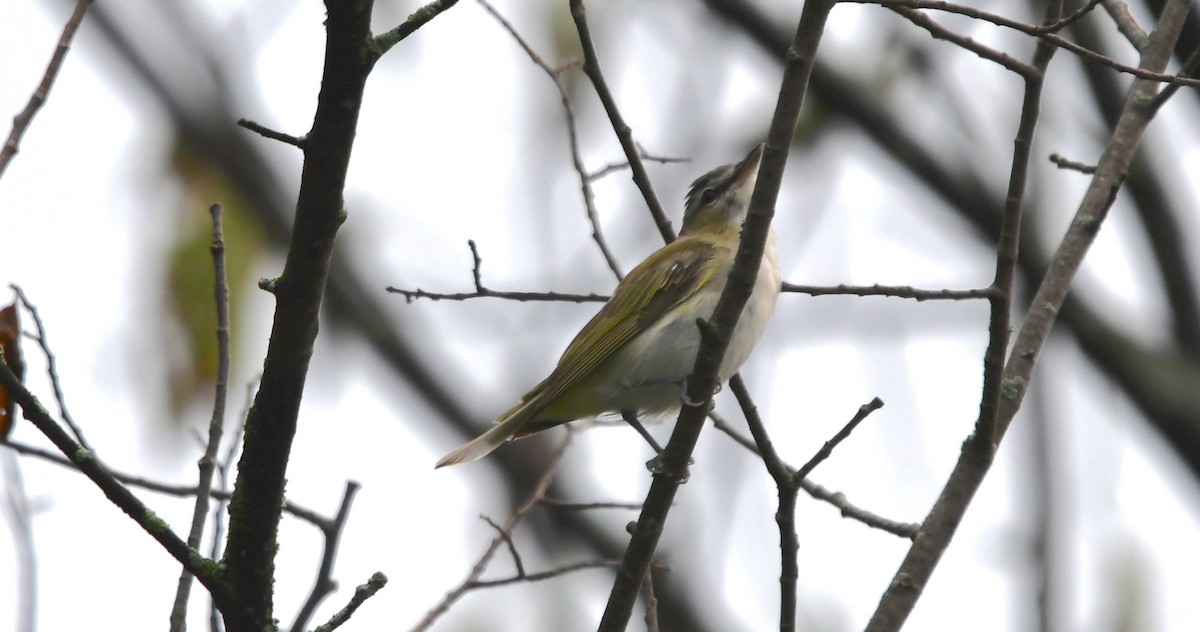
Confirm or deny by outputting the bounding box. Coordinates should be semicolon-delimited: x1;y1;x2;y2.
645;454;693;483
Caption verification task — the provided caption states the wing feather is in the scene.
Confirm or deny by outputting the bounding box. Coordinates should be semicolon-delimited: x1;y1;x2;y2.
525;236;719;410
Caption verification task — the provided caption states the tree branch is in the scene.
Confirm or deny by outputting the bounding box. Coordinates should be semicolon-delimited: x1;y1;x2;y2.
597;0;837;626
569;0;675;243
0;351;226;601
171;203;234;631
290;482;363;632
219;1;378;627
0;0;94;180
865;0;1191;627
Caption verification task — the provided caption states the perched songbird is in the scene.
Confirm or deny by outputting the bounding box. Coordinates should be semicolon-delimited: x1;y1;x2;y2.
436;144;780;467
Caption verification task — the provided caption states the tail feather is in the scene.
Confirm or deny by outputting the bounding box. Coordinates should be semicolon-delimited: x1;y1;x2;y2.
435;397;544;468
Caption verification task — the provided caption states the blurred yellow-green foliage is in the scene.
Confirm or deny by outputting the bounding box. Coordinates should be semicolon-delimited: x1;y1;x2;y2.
164;138;266;419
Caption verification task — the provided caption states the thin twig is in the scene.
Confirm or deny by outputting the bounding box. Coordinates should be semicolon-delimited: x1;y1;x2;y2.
10;285;91;451
890;6;1037;76
1049;153;1098;174
569;0;676;243
1101;0;1149;50
291;481;364;632
394;278;991;304
171;203;234;631
974;4;1055;444
782;282;992;300
642;568;661;632
0;352;224;598
480;514;525;578
589;152;691;182
387;286;608;304
708;411;919;539
541;498;642;511
848;0;1200;88
388;241;609;303
466;560;622;588
411;431;573;632
4;439;324;525
475;0;624;278
795;398;885;482
310;572;388;632
0;0;94;180
1150;45;1200;113
237;119;305;149
729;376;800;631
373;0;461;55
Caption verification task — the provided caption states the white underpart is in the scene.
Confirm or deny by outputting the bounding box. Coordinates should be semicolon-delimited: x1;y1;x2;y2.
592;230;781;418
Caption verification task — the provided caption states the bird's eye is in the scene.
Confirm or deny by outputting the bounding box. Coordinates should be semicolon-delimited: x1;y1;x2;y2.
699;188;719;206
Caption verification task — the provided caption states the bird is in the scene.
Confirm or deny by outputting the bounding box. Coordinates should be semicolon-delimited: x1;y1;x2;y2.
436;143;780;467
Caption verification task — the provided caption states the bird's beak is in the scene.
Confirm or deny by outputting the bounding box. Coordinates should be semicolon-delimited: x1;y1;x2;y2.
733;143;765;191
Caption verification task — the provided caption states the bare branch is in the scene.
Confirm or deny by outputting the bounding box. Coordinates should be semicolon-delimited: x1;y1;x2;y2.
479;514;525;579
642;569;661;632
310;572;388;632
889;6;1037;76
0;0;94;180
589;152;691;182
1049;153;1098;174
1101;0;1150;50
865;0;1192;627
541;498;643;511
467;560;622;589
848;0;1200;87
10;285;91;451
220;1;379;624
373;0;461;56
598;0;838;624
172;203;235;631
0;353;225;600
794;397;884;482
387;240;610;303
3;439;325;525
475;0;624;278
237;119;305;149
783;282;992;300
708;410;919;539
569;0;676;243
411;431;572;632
291;482;364;632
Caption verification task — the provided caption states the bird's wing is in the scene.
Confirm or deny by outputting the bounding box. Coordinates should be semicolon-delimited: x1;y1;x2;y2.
435;237;722;468
529;236;722;406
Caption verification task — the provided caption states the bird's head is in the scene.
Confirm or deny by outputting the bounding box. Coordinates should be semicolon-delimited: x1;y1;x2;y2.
680;143;764;238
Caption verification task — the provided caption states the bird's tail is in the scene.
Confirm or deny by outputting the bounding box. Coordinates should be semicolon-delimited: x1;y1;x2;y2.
434;396;544;468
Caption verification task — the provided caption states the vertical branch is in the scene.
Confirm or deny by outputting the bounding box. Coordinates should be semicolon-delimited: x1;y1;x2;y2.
974;0;1062;446
171;204;233;631
865;0;1192;629
596;0;837;627
219;1;378;628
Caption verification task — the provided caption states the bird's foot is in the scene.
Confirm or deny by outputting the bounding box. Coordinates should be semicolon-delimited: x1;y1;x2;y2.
645;453;692;483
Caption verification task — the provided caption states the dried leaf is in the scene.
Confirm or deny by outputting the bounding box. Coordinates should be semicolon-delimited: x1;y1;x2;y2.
0;299;25;440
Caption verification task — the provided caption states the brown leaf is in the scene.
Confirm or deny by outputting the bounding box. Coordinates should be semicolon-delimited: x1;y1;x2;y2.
0;299;25;441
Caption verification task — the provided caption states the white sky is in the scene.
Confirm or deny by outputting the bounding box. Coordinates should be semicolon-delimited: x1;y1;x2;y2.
2;1;1200;631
